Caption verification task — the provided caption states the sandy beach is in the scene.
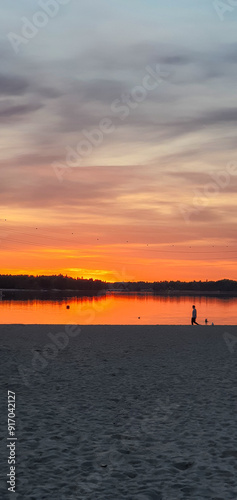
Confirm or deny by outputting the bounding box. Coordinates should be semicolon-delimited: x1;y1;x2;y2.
0;324;237;500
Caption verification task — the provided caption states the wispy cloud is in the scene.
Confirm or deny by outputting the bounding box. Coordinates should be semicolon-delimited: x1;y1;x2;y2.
0;0;236;279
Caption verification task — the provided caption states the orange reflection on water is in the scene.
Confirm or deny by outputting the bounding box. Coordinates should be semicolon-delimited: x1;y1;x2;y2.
0;294;237;325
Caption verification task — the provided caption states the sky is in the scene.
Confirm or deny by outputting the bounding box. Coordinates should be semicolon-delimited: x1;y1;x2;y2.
0;0;237;282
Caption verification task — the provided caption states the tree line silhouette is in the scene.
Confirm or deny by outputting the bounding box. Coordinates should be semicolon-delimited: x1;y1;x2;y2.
0;275;237;294
0;274;105;291
111;279;237;293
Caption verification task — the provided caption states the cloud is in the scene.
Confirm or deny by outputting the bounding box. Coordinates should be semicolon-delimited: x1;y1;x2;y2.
0;73;29;95
0;101;43;121
0;0;236;272
37;86;64;99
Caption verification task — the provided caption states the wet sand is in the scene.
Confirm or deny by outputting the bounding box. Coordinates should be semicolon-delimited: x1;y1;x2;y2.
0;324;237;499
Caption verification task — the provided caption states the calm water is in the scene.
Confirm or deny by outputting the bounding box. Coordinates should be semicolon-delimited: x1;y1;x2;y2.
0;293;236;325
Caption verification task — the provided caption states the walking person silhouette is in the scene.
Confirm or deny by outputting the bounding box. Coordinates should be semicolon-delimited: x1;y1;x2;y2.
191;305;199;325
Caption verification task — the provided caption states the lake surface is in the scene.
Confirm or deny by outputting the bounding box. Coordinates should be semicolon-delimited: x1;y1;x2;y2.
0;293;236;325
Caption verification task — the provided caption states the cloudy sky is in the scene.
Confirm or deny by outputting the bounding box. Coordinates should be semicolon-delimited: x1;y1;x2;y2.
0;0;237;281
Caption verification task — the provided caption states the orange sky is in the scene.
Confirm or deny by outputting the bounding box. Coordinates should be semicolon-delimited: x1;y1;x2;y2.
1;213;237;282
1;2;237;281
1;163;237;281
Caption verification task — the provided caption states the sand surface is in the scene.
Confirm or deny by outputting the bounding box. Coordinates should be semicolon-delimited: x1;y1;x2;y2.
0;324;237;500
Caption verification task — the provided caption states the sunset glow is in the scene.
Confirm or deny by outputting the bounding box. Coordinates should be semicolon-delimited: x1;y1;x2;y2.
1;1;237;281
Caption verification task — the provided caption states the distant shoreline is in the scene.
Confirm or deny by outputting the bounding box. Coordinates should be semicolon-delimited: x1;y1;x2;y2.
1;289;237;298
